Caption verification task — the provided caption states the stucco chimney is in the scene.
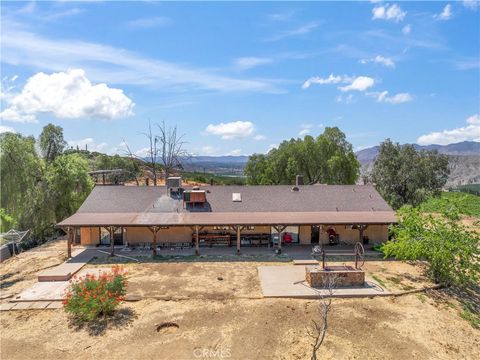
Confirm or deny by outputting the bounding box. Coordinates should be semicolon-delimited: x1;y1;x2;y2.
295;175;304;186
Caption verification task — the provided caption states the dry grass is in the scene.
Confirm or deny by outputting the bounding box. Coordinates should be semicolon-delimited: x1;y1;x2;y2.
1;240;479;360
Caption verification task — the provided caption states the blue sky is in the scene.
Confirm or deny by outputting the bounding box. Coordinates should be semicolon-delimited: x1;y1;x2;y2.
1;1;479;156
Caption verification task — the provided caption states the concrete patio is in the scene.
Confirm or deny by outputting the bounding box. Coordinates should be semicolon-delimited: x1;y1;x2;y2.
258;265;390;298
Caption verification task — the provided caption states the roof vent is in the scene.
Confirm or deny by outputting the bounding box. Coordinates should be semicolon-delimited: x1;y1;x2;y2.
291;186;299;192
193;186;200;190
232;193;242;202
166;176;182;191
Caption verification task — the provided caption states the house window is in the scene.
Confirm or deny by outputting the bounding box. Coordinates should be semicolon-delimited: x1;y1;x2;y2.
246;226;255;230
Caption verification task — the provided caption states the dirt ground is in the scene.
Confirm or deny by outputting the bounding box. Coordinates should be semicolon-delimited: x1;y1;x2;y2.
1;240;479;360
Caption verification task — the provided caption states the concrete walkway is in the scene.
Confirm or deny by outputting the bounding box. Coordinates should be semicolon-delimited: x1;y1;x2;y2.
258;265;390;298
37;248;102;281
12;267;112;303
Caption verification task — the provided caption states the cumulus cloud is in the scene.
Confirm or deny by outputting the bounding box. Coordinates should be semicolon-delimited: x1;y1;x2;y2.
360;55;395;68
205;121;255;139
372;4;406;22
302;74;347;89
417;114;480;145
435;4;453;20
339;76;375;92
303;74;375;92
402;24;412;34
0;125;15;134
0;69;134;123
234;57;273;70
368;91;412;104
67;138;108;152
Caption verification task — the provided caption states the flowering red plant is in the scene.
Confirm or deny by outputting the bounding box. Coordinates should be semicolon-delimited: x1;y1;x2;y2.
63;265;127;321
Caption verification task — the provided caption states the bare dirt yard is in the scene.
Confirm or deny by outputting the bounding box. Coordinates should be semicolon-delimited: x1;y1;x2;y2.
1;240;479;360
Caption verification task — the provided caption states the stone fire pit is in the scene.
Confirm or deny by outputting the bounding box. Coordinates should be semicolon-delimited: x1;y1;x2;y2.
305;265;365;288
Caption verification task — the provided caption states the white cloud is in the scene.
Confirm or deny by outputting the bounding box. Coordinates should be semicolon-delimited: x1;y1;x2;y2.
435;4;453;20
339;76;375;92
0;108;37;123
127;16;171;29
0;125;15;134
234;57;272;70
360;55;395;68
0;69;134;122
205;121;255;139
368;91;412;104
372;4;406;22
302;74;347;89
254;134;267;141
417;114;480;145
463;0;479;10
402;24;412;35
67;138;108;152
1;27;278;93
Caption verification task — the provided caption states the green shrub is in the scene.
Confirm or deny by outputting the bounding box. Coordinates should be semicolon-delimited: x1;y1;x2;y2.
63;266;127;322
384;207;480;287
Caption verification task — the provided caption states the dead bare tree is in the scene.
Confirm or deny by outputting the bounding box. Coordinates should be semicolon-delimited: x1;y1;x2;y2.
306;275;337;360
156;121;189;180
123;120;160;186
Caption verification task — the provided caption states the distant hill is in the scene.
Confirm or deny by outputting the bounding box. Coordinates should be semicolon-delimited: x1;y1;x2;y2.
355;141;480;187
181;155;249;175
356;141;480;163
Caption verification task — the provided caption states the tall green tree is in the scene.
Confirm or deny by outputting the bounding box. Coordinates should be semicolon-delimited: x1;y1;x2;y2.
46;153;94;221
0;132;52;235
371;139;449;209
39;123;67;162
1;133;94;237
244;127;359;185
384;206;479;287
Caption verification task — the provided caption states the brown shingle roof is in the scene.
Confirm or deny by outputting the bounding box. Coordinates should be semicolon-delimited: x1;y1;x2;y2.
57;184;396;227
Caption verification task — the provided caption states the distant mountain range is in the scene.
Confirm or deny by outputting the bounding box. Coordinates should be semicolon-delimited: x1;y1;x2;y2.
180;141;479;186
355;141;480;187
355;141;480;164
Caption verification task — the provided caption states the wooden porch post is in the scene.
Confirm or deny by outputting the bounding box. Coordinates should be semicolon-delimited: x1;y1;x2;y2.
277;226;281;253
195;225;200;256
236;226;241;254
358;225;368;243
67;227;72;258
108;226;117;256
318;225;322;248
148;226;160;256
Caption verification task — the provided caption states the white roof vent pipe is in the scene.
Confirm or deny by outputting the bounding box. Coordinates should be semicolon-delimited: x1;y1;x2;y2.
232;193;242;202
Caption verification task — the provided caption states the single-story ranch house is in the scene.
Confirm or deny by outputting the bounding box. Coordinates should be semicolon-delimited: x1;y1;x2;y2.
57;177;396;257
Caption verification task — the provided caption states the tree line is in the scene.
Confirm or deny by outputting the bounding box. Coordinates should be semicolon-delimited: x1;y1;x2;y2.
244;127;450;210
1;124;93;237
